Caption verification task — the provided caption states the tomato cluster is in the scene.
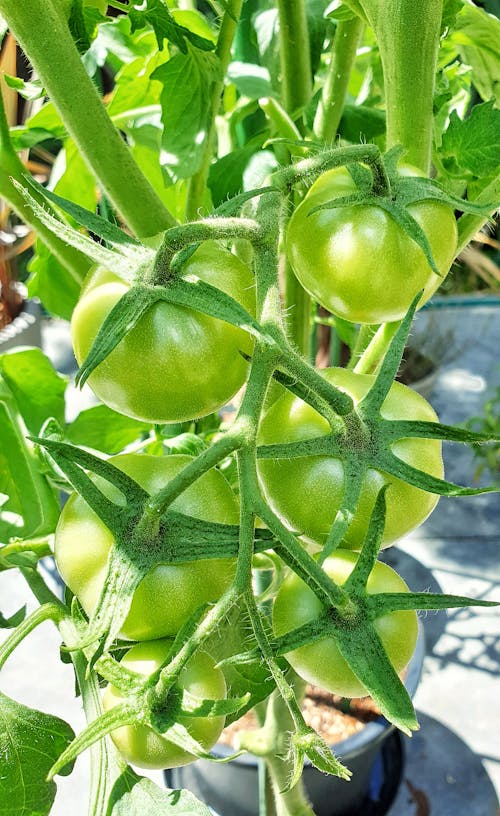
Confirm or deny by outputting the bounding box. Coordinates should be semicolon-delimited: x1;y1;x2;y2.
61;169;456;770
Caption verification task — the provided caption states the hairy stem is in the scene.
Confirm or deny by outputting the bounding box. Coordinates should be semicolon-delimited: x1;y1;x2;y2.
314;16;364;142
362;0;443;172
184;0;244;220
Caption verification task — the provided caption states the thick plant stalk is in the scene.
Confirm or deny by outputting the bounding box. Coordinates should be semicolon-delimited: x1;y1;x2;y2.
314;16;364;142
361;0;443;172
0;0;176;237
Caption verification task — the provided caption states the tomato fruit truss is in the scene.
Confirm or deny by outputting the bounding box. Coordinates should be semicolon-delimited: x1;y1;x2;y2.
258;367;444;550
286;166;458;324
103;639;227;770
71;242;255;423
55;453;239;641
273;549;418;698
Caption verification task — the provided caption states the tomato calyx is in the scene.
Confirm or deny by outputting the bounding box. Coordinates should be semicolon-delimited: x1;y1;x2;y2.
35;437;275;657
259;296;500;557
271;488;498;735
303;145;494;281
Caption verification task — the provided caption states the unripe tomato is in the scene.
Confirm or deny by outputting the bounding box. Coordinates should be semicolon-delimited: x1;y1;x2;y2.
273;550;418;697
71;242;255;423
257;368;443;548
55;454;238;640
286;166;457;324
103;638;226;769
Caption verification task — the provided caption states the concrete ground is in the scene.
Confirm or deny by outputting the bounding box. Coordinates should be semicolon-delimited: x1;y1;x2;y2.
0;303;498;815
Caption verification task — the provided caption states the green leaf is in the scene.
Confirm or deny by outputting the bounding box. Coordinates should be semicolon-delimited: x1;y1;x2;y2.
0;348;66;435
0;692;75;816
339;104;386;142
441;102;500;178
208;135;268;207
152;47;221;180
3;74;44;101
129;0;215;53
27;240;84;321
0;606;26;629
227;61;273;98
0;381;60;541
67;404;150;454
107;767;213;815
452;3;500;104
325;1;357;20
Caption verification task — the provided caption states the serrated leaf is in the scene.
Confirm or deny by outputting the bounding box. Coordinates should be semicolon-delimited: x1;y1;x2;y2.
441;103;500;178
152;48;221;180
0;692;75;816
452;3;500;104
227;61;273;98
0;382;60;541
67;404;150;454
339;104;386;142
27;239;85;321
208;135;268;208
107;767;213;815
129;0;214;53
0;348;66;435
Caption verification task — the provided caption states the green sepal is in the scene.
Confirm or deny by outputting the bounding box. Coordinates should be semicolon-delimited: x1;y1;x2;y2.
178;692;251;719
394;174;498;215
11;178;141;276
342;486;387;592
149;721;243;763
288;729;351;788
48;703;137;780
359;295;419;414
76;278;262;388
384;419;500;445
30;436;146;535
368;591;499;617
22;176;142;249
257;435;337;460
375;449;500;497
333;620;419;736
321;459;366;561
75;285;158;388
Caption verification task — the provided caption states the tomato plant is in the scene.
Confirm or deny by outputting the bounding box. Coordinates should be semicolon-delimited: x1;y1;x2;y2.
258;367;444;549
286;167;458;325
273;550;418;698
55;453;238;640
0;2;498;816
103;638;227;770
71;243;255;423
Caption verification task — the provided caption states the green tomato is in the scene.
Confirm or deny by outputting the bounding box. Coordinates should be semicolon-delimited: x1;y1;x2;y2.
273;550;418;698
257;368;443;549
71;242;255;423
286;166;457;324
103;638;226;769
54;454;238;640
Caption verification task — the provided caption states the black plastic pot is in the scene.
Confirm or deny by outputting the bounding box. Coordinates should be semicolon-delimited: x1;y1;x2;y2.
167;624;425;816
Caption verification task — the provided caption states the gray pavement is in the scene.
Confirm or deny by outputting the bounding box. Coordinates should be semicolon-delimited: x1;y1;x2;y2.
1;304;499;815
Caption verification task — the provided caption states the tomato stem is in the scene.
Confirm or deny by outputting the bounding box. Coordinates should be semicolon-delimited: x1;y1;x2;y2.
361;0;442;173
314;16;364;143
184;0;244;221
